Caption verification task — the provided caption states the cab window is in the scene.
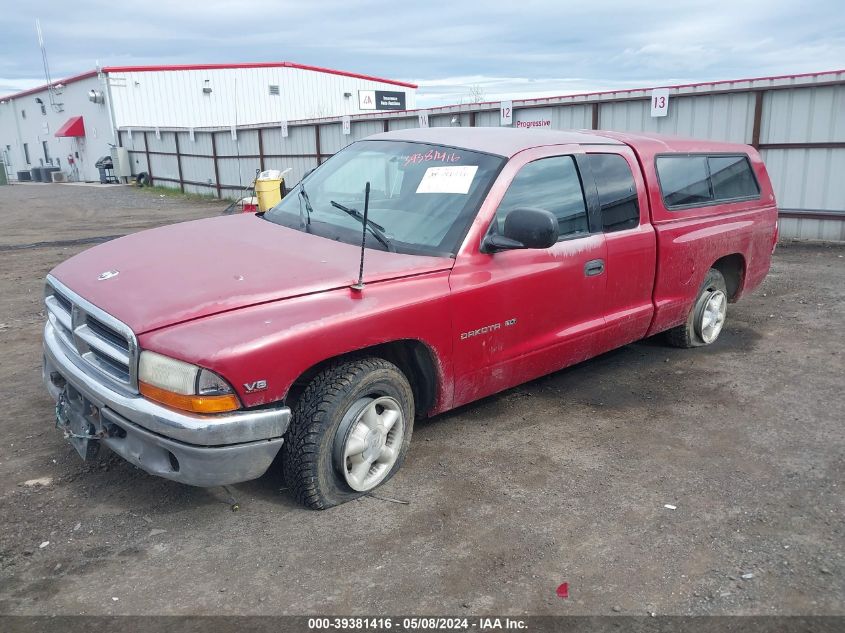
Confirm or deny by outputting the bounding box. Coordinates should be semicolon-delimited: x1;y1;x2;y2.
494;156;588;239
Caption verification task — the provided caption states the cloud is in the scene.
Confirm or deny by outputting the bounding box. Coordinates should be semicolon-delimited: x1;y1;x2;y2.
2;0;843;104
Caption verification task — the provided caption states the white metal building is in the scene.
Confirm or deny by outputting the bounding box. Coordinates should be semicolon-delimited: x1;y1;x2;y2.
0;62;418;182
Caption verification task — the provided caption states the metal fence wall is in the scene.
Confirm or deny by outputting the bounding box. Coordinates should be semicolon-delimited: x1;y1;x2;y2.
117;70;845;240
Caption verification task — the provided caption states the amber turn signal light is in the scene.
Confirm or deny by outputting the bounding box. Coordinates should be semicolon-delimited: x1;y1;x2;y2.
139;381;240;414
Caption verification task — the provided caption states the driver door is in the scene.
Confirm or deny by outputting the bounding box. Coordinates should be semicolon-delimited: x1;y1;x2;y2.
449;148;608;407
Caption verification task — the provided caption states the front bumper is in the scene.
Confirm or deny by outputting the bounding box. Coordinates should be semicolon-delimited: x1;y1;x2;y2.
43;321;290;487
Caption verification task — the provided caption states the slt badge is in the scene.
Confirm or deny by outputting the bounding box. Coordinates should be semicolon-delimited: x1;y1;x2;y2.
97;270;119;281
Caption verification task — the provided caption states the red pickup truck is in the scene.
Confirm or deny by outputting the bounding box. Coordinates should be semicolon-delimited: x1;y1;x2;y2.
43;128;778;508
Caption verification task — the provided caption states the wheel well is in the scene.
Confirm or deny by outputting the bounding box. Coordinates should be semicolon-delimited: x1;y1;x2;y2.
712;254;745;301
285;340;439;417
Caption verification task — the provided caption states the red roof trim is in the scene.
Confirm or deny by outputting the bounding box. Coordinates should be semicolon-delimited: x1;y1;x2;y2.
0;62;416;100
101;62;418;89
55;116;85;137
4;66;841;105
1;70;98;100
515;68;845;104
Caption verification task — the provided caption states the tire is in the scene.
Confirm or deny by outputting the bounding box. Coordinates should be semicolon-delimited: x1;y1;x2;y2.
666;268;729;348
282;357;415;509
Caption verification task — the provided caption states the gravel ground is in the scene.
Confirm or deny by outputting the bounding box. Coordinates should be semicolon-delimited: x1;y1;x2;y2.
0;182;842;617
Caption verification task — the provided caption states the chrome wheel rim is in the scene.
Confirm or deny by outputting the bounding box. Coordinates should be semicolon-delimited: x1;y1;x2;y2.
336;396;404;492
699;290;727;343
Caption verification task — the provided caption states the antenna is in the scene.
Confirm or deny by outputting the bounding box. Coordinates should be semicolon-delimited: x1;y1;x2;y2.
351;182;371;292
36;19;63;112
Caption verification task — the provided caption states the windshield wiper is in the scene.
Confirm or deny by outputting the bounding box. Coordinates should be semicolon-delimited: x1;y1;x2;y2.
298;183;314;229
330;200;393;251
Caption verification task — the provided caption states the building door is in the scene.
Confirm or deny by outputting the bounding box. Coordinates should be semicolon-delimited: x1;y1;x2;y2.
2;148;11;181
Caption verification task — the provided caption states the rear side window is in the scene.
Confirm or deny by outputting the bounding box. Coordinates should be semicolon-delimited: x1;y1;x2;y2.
656;154;759;209
709;155;760;200
587;154;639;232
495;156;589;238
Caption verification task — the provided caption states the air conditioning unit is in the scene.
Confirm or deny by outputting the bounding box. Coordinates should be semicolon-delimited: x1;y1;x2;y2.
51;171;68;183
110;146;131;178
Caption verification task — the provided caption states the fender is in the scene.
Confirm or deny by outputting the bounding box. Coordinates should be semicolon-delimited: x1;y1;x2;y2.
139;270;456;411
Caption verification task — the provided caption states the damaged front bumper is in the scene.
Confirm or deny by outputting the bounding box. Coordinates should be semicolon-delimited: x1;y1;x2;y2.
43;321;290;487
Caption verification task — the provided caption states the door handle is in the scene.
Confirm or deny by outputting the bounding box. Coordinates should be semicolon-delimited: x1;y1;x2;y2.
584;259;605;277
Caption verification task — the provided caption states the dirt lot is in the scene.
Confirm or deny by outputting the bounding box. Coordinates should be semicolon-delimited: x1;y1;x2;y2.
0;182;842;617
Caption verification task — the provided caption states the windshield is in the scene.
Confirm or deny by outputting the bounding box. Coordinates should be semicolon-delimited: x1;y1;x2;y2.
264;140;504;257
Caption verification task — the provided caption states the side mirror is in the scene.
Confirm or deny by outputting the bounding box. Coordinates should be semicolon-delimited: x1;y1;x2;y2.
483;207;558;252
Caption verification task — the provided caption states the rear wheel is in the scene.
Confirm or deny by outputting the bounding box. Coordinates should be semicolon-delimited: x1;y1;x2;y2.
282;357;414;509
666;269;728;348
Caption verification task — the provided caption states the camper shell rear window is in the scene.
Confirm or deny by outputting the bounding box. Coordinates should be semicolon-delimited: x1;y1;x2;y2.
656;154;760;210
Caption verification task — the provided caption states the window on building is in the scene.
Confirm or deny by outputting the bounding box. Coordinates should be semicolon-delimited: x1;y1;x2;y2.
20;109;26;119
40;104;47;115
23;143;30;164
268;84;280;96
588;154;640;232
494;156;588;239
656;154;760;209
42;141;51;165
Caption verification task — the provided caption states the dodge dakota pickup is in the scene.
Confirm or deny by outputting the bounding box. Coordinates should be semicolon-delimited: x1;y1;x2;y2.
43;127;778;508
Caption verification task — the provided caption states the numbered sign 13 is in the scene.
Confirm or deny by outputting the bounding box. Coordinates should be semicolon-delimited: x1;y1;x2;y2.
650;89;670;118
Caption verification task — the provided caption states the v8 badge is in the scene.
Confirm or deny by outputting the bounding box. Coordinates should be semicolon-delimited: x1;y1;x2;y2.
243;380;267;393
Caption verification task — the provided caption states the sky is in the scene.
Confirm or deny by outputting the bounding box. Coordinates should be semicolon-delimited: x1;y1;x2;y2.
1;0;843;107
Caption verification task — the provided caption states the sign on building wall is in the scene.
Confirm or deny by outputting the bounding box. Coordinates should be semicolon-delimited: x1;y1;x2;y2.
500;101;513;126
280;120;289;138
358;90;407;111
514;107;553;129
650;88;670;117
418;112;429;128
342;116;351;135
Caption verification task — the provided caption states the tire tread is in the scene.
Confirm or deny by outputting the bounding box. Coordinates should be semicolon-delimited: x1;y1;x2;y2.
282;357;411;509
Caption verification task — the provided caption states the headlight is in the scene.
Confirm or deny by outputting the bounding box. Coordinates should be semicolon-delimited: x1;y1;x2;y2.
138;351;240;413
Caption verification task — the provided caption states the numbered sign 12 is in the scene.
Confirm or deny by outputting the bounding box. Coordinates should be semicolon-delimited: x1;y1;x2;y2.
500;100;513;126
650;89;670;118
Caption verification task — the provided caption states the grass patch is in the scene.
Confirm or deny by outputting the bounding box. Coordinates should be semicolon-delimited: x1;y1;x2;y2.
137;184;225;202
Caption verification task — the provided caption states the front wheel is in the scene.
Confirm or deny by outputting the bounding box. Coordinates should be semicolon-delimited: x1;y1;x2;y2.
282;357;414;509
666;269;728;348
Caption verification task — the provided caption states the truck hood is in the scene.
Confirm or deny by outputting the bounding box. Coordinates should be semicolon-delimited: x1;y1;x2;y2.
50;214;454;334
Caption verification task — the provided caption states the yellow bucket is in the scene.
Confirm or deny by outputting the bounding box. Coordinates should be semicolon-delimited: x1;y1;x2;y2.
255;175;283;212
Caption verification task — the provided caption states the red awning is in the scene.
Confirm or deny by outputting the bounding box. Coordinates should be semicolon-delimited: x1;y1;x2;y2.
55;116;85;137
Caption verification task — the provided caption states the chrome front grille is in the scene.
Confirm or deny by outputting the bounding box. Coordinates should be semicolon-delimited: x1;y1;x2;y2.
45;275;139;393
